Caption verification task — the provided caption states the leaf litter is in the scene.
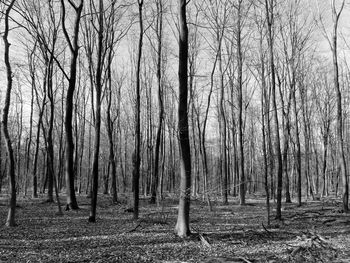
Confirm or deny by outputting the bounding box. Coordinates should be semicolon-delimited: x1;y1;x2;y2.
0;194;349;262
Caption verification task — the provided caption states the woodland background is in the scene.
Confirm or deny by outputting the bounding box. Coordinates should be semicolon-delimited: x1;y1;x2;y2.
0;0;350;239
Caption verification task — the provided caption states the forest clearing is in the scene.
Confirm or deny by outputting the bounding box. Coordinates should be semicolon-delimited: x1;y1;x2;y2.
0;194;349;263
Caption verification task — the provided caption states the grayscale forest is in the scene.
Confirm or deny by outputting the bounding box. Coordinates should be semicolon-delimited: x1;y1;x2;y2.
0;0;350;262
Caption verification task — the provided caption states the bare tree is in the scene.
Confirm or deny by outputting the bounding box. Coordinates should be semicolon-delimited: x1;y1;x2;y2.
1;0;17;227
330;0;348;212
265;0;283;220
150;0;165;205
132;0;144;220
88;0;104;223
61;0;84;211
175;0;191;238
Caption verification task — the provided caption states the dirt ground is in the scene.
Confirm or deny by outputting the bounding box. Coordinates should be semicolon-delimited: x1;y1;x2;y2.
0;194;349;262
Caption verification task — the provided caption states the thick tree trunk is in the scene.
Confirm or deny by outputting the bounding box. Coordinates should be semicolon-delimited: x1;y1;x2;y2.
175;0;191;238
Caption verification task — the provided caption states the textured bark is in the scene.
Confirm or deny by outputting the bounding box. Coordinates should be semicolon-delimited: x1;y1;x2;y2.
175;0;191;238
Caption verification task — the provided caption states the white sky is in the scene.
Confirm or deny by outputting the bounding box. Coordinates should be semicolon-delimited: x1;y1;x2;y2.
0;0;349;131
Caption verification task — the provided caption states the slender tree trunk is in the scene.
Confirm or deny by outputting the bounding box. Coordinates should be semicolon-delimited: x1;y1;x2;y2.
106;66;118;203
89;0;104;222
2;0;17;227
265;0;283;220
132;0;144;220
279;82;292;204
292;78;302;206
331;0;348;212
61;0;83;211
46;57;55;203
201;39;218;206
322;129;329;196
258;25;271;225
218;44;228;205
261;66;270;226
236;0;245;205
151;0;164;204
175;0;191;238
300;84;314;199
32;66;48;199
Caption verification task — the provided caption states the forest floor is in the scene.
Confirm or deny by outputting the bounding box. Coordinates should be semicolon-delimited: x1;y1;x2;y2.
0;193;350;262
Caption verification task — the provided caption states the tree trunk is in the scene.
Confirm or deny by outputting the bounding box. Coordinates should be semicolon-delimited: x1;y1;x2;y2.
265;0;283;220
175;0;191;238
236;0;245;205
218;40;228;205
331;0;348;212
292;78;302;206
151;0;164;205
260;46;270;226
322;129;329;197
132;0;144;220
46;55;55;203
61;0;84;211
106;66;118;203
2;0;17;227
89;0;104;222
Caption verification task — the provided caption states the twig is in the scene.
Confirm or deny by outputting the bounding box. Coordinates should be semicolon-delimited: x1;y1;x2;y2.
128;221;142;233
262;222;272;235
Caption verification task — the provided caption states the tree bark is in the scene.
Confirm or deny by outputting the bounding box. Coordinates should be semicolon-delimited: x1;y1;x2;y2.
175;0;191;238
331;0;348;212
132;0;144;220
61;0;84;211
106;65;118;203
265;0;283;220
151;0;165;205
88;0;104;223
2;0;17;227
236;0;245;205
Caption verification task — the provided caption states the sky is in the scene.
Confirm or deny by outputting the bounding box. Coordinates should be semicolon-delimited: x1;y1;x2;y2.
0;0;349;130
